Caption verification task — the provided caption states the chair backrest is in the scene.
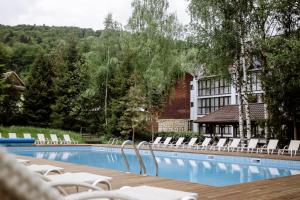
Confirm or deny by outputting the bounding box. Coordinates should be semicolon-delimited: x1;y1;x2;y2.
230;138;241;148
188;138;198;146
37;134;45;141
8;133;17;138
248;139;259;148
216;138;227;147
50;134;58;142
267;139;279;150
175;137;185;146
63;134;71;142
163;137;172;145
288;140;300;151
202;138;211;146
23;133;32;139
152;137;162;145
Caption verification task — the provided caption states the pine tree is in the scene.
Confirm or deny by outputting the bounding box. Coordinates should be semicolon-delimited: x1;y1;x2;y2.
23;52;56;126
51;38;88;130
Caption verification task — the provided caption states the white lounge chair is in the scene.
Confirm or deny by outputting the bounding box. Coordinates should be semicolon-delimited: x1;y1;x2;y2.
197;138;212;150
27;164;64;175
17;158;30;165
63;134;78;144
169;137;185;148
23;133;32;139
278;140;300;156
241;139;259;153
150;137;162;147
8;133;17;138
226;138;241;152
159;137;172;148
36;133;49;144
257;139;279;154
50;134;62;144
210;138;227;151
65;185;197;200
44;172;112;190
182;137;198;149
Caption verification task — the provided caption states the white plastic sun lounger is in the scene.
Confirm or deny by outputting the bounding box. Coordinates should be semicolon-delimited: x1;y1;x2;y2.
65;185;198;200
17;158;30;165
36;133;49;144
50;134;62;144
63;134;78;144
44;172;112;190
257;139;279;154
241;139;259;153
27;164;64;175
8;133;17;138
210;138;227;151
197;138;212;150
159;137;172;147
150;137;162;147
226;138;241;152
169;137;185;148
278;140;300;156
182;137;198;149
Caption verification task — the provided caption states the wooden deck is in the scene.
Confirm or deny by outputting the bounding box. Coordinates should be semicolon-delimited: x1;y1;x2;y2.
16;145;300;199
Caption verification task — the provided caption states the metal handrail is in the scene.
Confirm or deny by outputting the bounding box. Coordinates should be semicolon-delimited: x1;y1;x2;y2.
121;140;146;175
137;141;159;176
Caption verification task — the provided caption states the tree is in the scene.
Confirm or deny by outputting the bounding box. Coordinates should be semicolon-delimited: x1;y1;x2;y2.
118;85;149;142
51;38;88;131
127;0;183;133
23;52;56;126
189;0;256;139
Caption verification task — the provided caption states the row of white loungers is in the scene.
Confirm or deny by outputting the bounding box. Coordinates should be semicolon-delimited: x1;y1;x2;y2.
2;149;197;200
151;137;199;149
2;132;78;144
151;136;300;157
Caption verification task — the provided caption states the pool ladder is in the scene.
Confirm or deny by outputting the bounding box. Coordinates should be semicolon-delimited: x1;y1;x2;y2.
121;140;159;176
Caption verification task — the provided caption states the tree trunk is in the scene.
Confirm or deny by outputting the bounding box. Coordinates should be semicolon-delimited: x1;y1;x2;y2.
104;69;108;125
236;64;244;139
240;37;251;139
104;49;110;125
264;103;269;138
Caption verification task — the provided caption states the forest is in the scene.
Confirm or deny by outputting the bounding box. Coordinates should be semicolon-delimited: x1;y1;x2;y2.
0;0;299;140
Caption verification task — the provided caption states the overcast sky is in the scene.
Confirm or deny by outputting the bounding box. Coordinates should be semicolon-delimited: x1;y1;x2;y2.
0;0;190;30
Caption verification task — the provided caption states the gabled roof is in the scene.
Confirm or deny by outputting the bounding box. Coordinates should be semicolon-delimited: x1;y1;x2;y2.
3;71;25;91
195;103;265;124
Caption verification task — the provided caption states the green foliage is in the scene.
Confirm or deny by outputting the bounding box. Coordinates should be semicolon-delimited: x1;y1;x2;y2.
23;52;56;126
51;38;88;131
262;36;300;138
0;125;83;143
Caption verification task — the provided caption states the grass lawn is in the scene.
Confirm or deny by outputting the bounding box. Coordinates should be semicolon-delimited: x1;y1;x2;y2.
0;126;84;143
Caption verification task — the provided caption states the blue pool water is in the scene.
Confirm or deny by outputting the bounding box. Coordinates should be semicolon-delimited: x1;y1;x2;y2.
8;146;300;186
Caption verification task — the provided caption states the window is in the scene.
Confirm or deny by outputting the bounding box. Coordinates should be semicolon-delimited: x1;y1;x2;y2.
198;96;231;115
198;78;231;96
251;71;262;91
190;102;194;107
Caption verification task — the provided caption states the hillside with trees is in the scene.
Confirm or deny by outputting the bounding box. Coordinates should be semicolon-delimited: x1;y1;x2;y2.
0;0;299;141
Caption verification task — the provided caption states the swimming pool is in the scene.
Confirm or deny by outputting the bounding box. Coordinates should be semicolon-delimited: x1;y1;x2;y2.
8;146;300;186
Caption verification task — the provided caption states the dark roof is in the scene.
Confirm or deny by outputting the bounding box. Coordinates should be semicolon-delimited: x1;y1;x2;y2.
3;71;25;91
195;103;265;124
